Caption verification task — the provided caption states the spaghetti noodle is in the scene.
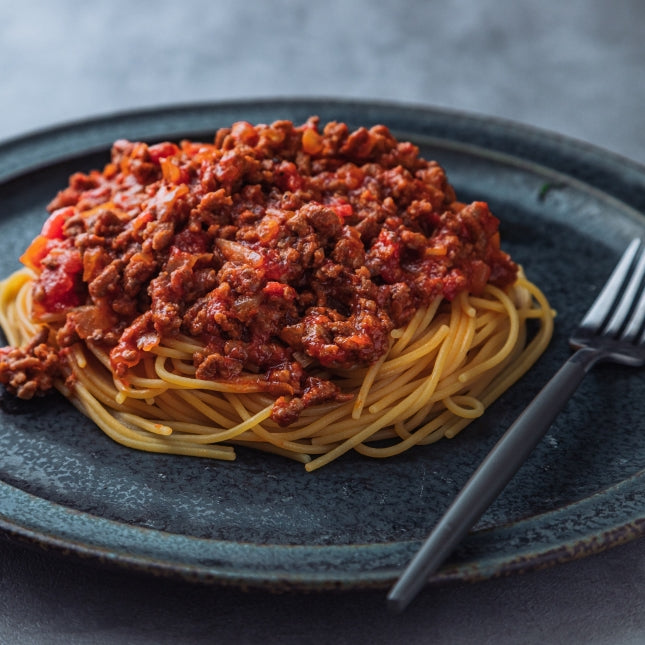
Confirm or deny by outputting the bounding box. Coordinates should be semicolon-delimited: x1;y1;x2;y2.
0;118;554;470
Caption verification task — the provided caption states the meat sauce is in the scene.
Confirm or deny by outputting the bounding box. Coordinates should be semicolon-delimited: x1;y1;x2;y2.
1;118;516;424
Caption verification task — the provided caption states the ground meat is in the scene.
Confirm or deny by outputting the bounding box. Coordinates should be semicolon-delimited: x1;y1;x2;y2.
1;117;517;423
0;329;61;399
271;376;353;427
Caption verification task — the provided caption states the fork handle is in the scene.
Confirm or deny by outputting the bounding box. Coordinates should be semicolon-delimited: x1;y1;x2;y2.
387;346;600;612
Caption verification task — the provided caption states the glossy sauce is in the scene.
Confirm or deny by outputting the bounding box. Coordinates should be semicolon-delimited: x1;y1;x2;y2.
5;118;517;422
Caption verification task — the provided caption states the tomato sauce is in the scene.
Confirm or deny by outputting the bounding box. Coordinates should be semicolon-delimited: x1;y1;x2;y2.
2;118;517;422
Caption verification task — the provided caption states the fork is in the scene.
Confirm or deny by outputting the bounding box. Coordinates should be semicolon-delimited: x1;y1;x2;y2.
387;237;645;612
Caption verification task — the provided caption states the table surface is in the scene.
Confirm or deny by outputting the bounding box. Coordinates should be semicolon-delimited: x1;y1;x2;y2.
1;1;644;643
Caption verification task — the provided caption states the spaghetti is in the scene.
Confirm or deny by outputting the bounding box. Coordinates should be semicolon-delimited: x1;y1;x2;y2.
0;118;554;471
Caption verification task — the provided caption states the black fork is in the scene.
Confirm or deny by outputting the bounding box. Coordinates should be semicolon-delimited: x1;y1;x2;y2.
388;238;645;612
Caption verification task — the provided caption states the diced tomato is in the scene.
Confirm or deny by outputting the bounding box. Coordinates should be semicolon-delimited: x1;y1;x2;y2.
262;281;296;301
331;202;353;219
147;142;179;165
20;207;77;271
41;206;75;239
31;246;84;314
37;274;80;313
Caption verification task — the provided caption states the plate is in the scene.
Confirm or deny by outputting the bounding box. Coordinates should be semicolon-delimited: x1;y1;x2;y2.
0;99;644;591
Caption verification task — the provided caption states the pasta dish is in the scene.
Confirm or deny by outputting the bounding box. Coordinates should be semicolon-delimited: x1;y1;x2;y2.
0;118;554;470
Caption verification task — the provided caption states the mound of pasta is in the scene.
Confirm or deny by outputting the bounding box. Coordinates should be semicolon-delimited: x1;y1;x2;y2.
0;118;553;470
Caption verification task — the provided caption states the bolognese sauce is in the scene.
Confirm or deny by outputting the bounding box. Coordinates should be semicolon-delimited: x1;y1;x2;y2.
1;118;516;426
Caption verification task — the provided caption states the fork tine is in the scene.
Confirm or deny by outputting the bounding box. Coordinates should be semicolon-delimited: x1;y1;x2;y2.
605;241;645;337
631;293;645;344
621;253;645;343
579;238;642;332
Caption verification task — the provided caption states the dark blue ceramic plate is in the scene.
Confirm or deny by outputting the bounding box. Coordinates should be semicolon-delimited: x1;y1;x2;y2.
0;99;643;591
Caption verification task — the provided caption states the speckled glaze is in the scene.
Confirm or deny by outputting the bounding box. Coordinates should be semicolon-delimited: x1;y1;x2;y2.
0;99;644;591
